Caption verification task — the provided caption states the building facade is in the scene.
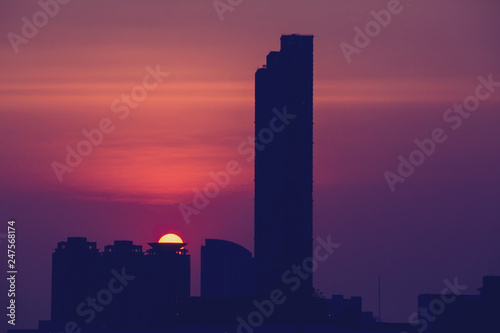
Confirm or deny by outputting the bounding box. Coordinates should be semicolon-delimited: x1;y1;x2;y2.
201;239;254;297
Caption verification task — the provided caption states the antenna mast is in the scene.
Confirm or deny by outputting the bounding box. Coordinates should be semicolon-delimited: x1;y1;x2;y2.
378;276;382;322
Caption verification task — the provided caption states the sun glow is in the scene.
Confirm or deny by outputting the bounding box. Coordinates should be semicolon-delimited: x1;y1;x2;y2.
158;233;183;244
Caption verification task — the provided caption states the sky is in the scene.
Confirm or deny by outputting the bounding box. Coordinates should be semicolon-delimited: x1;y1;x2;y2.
1;0;500;329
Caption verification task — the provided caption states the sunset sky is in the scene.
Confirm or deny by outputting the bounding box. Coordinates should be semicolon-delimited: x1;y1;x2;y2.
1;0;500;329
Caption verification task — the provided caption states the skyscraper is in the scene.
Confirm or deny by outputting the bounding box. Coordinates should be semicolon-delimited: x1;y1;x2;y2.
254;34;314;298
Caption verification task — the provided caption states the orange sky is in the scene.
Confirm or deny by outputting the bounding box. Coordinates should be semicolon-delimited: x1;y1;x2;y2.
1;1;499;203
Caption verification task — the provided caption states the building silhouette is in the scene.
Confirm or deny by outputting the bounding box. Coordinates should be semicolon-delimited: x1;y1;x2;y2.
51;237;100;324
327;295;375;329
480;276;500;330
100;240;144;329
201;239;254;297
144;241;190;328
254;34;314;299
49;237;190;330
417;276;500;332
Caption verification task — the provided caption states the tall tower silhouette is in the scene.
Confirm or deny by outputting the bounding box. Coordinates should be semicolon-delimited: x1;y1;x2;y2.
254;34;314;298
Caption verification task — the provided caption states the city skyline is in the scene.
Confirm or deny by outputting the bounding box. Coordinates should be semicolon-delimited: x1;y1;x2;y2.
10;234;500;332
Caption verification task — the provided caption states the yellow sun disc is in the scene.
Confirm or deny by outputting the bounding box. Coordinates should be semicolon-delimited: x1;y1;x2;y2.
158;233;183;244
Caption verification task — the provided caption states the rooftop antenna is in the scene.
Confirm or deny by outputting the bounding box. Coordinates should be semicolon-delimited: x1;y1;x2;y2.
378;276;382;322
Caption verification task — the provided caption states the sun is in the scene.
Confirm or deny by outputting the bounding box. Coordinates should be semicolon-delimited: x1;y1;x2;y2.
158;233;183;244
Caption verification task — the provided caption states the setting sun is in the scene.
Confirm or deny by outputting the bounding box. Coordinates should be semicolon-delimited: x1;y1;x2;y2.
158;233;183;244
